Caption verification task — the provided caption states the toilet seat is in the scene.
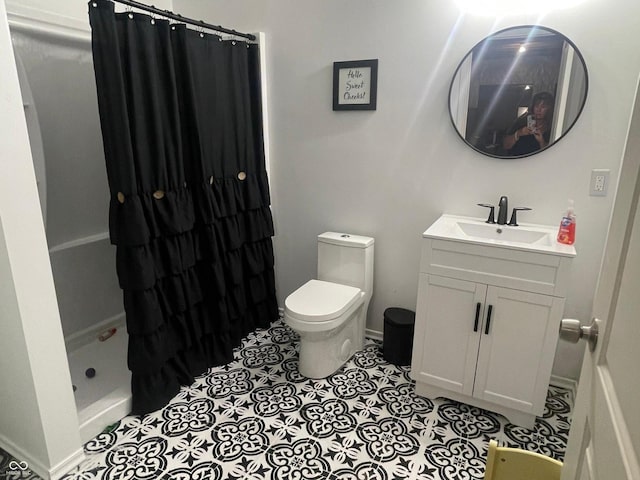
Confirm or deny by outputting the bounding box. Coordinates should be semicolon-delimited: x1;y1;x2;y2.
284;280;362;327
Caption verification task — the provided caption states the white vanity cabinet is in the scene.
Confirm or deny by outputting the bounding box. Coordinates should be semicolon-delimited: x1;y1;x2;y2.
411;216;576;428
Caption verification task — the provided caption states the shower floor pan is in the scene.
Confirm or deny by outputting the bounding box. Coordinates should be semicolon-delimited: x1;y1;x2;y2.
67;327;131;444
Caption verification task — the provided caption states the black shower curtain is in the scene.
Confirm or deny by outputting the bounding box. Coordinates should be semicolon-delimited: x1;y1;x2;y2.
88;0;278;414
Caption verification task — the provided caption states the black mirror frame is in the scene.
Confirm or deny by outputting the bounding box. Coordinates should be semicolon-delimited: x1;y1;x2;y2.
448;25;589;160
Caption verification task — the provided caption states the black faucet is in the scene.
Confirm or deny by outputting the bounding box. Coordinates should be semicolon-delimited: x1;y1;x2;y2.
508;207;532;226
497;196;508;225
477;203;496;223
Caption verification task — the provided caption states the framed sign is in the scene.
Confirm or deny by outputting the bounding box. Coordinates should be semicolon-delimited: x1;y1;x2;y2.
333;59;378;111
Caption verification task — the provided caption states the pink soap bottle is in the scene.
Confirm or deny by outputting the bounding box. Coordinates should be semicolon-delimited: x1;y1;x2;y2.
557;200;576;245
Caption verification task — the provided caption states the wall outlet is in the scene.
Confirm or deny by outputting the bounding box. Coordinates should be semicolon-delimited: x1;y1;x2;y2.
590;169;610;196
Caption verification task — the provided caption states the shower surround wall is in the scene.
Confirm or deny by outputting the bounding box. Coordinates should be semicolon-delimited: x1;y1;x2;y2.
11;30;123;344
10;19;132;449
0;2;84;478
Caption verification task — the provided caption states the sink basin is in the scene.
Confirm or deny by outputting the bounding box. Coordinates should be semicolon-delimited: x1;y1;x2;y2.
423;214;576;256
456;221;549;244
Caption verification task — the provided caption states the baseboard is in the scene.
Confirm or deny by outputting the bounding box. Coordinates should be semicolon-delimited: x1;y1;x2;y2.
549;374;578;402
49;448;86;480
64;312;126;353
0;432;84;480
365;328;383;342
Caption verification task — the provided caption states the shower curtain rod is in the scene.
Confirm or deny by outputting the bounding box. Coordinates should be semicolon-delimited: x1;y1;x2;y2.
110;0;256;41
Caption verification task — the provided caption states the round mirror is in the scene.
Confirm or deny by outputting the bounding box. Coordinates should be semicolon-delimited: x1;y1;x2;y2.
449;25;588;159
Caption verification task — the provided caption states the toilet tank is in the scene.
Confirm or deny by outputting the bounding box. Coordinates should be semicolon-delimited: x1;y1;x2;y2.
317;232;374;299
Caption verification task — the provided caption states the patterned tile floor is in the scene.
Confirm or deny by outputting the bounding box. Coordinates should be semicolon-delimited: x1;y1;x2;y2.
1;320;573;480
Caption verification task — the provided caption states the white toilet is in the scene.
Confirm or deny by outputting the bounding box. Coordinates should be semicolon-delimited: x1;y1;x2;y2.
284;232;374;378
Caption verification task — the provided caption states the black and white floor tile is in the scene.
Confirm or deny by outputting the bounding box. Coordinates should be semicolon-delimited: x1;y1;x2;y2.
1;320;573;480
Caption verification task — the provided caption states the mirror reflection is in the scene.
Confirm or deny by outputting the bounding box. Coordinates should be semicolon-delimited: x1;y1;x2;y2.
449;26;588;159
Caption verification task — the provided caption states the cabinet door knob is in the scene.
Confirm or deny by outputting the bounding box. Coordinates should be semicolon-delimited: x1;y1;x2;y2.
473;302;481;332
484;305;493;334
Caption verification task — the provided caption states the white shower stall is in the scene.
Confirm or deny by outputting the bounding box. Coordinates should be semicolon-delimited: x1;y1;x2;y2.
5;6;271;472
11;20;132;444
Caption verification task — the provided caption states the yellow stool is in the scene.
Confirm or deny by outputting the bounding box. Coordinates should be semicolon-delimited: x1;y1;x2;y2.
483;439;562;480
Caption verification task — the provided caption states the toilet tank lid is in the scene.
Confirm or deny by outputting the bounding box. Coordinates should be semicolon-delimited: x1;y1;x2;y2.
318;232;374;248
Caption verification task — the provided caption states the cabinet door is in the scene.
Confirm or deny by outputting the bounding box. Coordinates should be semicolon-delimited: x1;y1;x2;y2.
412;274;486;396
473;286;564;415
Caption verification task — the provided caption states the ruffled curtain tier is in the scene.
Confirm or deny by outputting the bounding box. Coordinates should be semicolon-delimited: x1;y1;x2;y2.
89;0;278;414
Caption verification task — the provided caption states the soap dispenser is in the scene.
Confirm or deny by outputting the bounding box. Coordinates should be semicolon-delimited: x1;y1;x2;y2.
557;200;576;245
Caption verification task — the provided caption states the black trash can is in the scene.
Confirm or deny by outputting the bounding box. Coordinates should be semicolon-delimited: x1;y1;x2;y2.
382;307;415;366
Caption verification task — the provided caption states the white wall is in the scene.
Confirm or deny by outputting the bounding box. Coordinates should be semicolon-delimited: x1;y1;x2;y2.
0;0;83;477
175;0;640;380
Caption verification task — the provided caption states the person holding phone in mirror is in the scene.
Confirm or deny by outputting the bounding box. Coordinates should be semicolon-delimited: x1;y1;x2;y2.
503;91;554;156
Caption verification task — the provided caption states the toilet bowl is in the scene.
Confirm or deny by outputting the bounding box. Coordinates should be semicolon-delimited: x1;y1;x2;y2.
285;280;365;378
284;232;374;378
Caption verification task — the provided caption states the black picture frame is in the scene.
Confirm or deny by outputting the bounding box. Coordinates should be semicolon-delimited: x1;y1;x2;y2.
333;59;378;111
